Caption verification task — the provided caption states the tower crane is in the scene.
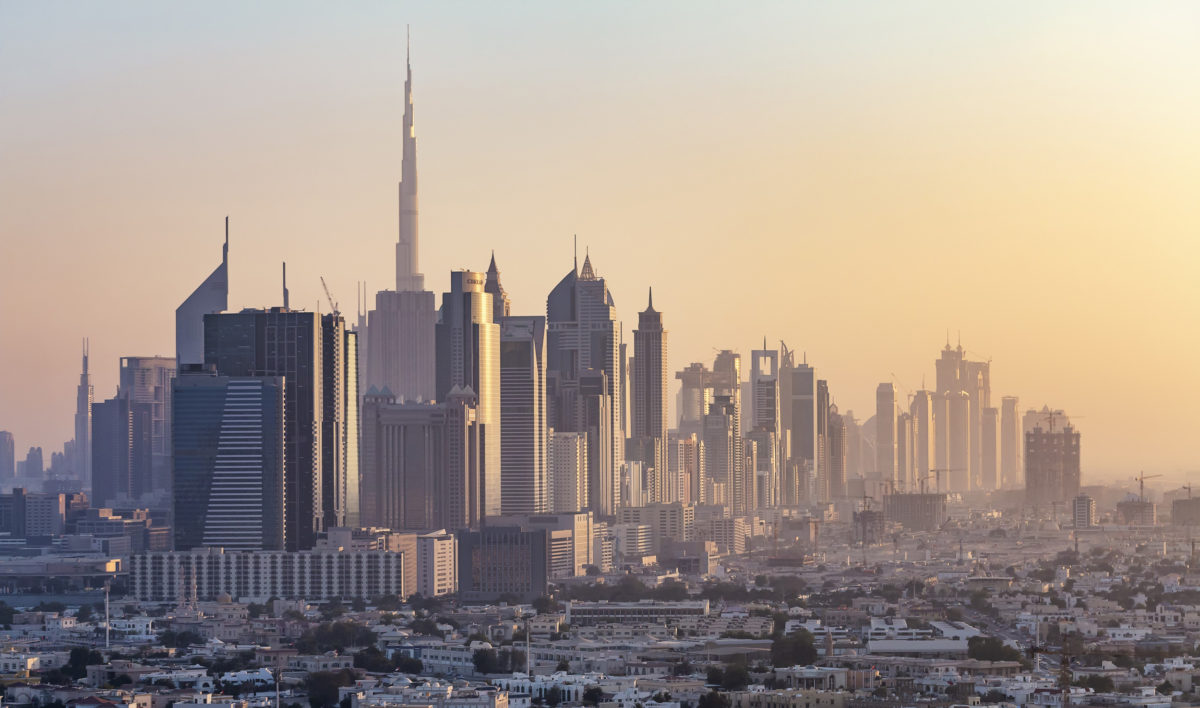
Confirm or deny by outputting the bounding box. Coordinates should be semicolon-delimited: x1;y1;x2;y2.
1135;471;1162;503
320;276;340;317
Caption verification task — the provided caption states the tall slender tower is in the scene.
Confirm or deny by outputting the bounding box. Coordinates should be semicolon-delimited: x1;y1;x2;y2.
74;340;93;485
366;34;436;401
396;29;423;293
630;289;668;502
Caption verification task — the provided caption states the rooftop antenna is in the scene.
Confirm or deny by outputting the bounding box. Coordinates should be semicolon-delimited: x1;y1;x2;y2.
223;216;229;264
282;262;290;309
573;234;578;273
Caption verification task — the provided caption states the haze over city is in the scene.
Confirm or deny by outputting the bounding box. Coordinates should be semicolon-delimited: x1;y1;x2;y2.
4;1;1200;486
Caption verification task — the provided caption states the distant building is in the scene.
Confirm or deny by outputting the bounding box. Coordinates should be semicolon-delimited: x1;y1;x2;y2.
882;492;947;532
1000;396;1021;488
1072;495;1096;529
74;341;93;485
1024;425;1081;504
875;383;897;487
456;526;554;602
0;431;13;479
980;406;999;491
1116;500;1156;526
1173;497;1200;526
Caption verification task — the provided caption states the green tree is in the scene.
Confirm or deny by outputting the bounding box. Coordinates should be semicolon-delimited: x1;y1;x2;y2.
472;648;500;674
697;691;731;708
967;636;1023;663
721;664;750;691
546;687;563;707
771;629;817;667
354;647;394;673
305;670;356;708
76;605;94;623
582;687;604;706
395;655;423;674
1157;680;1174;695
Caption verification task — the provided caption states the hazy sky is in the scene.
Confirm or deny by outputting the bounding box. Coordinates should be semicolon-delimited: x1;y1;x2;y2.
2;2;1198;485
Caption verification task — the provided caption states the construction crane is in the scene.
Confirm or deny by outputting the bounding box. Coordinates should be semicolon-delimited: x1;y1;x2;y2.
920;468;965;494
320;276;340;317
1135;471;1162;503
1183;483;1193;499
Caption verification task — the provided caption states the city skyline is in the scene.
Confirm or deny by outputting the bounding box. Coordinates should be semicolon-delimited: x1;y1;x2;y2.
3;3;1200;482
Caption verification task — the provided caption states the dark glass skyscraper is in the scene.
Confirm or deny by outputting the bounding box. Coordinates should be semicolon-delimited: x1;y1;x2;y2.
173;372;285;550
205;307;348;552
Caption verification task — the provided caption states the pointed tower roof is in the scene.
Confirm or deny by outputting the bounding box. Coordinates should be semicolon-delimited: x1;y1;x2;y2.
645;287;656;312
579;251;596;280
487;250;499;275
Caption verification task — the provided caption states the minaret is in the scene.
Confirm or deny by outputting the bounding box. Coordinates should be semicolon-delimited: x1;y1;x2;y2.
74;339;93;485
396;28;424;292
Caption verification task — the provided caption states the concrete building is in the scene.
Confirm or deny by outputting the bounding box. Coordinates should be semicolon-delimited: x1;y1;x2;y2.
550;431;588;513
436;270;501;521
417;530;458;597
703;395;738;510
456;526;554;602
780;346;817;490
129;546;407;602
910;390;934;486
616;502;694;552
1024;424;1081;504
499;314;548;515
1073;495;1096;529
675;363;711;437
947;391;971;492
882;492;947;532
359;388;480;531
172;372;286;551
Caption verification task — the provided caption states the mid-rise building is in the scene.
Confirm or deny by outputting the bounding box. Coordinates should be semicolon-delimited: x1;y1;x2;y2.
0;431;13;479
1072;495;1096;529
456;526;554;602
550;431;587;513
417;529;458;597
882;492;947;532
1000;396;1021;488
875;383;897;487
129;546;407;602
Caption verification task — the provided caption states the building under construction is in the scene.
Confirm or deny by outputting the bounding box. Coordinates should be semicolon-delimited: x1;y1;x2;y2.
1117;500;1157;526
1173;497;1200;526
882;492;947;532
853;508;885;545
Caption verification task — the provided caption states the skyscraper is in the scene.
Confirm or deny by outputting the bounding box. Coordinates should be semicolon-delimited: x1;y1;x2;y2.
500;314;548;515
779;346;817;490
204;308;324;550
630;289;668;503
74;340;93;485
365;39;436;403
546;252;623;517
320;314;352;531
436;270;501;521
175;219;229;370
750;342;781;504
703;395;737;509
827;406;847;499
359;388;480;531
1000;396;1021;488
981;406;999;490
948;390;971;492
173;372;286;551
675;362;711;437
0;431;13;479
485;253;512;324
934;340;989;492
875;383;897;488
910;389;934;489
118;356;176;495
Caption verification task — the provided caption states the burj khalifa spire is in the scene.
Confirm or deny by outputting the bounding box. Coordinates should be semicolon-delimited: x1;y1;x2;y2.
396;28;423;292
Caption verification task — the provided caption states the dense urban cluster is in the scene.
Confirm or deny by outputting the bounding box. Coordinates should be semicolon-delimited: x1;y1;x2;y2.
1;35;1198;708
